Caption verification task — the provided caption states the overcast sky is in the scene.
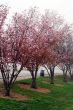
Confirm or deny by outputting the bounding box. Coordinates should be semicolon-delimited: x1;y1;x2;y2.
0;0;73;24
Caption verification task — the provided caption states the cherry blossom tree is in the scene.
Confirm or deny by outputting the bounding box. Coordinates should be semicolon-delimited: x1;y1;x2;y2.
0;12;31;96
1;8;40;94
57;24;73;82
40;10;64;84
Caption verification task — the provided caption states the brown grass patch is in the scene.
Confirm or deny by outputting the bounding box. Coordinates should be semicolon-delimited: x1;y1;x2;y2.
58;97;66;101
55;84;64;87
42;81;49;84
18;83;50;93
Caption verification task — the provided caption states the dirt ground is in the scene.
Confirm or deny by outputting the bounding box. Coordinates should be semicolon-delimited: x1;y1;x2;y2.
0;88;29;101
18;83;50;93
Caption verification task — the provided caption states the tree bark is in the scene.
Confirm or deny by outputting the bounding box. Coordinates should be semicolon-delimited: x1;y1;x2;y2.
68;68;73;81
44;65;50;77
63;73;67;82
31;78;37;89
50;66;55;84
5;86;11;96
50;71;54;84
63;69;67;82
30;64;38;89
70;75;73;81
1;63;23;96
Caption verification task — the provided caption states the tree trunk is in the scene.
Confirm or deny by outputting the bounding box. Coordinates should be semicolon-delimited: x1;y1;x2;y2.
71;75;73;81
69;69;73;81
30;64;38;89
63;73;67;82
44;65;50;77
5;86;10;96
31;78;37;89
50;66;55;84
63;70;67;82
70;73;73;81
50;72;54;84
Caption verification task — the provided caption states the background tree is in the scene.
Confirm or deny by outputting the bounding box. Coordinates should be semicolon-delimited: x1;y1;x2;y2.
57;24;73;82
40;10;64;84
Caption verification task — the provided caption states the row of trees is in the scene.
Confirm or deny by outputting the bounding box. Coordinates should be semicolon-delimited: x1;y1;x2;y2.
0;5;73;96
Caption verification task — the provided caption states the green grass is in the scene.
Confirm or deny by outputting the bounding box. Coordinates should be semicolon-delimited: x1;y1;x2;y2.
0;76;73;110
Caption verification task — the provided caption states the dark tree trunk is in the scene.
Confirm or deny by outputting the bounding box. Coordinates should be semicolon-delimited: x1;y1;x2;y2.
50;66;55;84
0;64;23;97
69;69;71;79
50;71;54;84
30;64;38;89
63;68;67;82
31;78;37;89
63;73;67;82
44;65;50;77
71;75;73;81
5;86;11;96
69;73;73;81
68;68;73;81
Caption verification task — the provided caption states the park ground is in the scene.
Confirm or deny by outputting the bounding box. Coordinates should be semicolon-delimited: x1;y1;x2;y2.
0;75;73;110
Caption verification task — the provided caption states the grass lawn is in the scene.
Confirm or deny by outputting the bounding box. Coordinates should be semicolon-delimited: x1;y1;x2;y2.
0;75;73;110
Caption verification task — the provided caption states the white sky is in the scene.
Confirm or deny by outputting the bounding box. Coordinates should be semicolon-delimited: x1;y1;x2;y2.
0;0;73;24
